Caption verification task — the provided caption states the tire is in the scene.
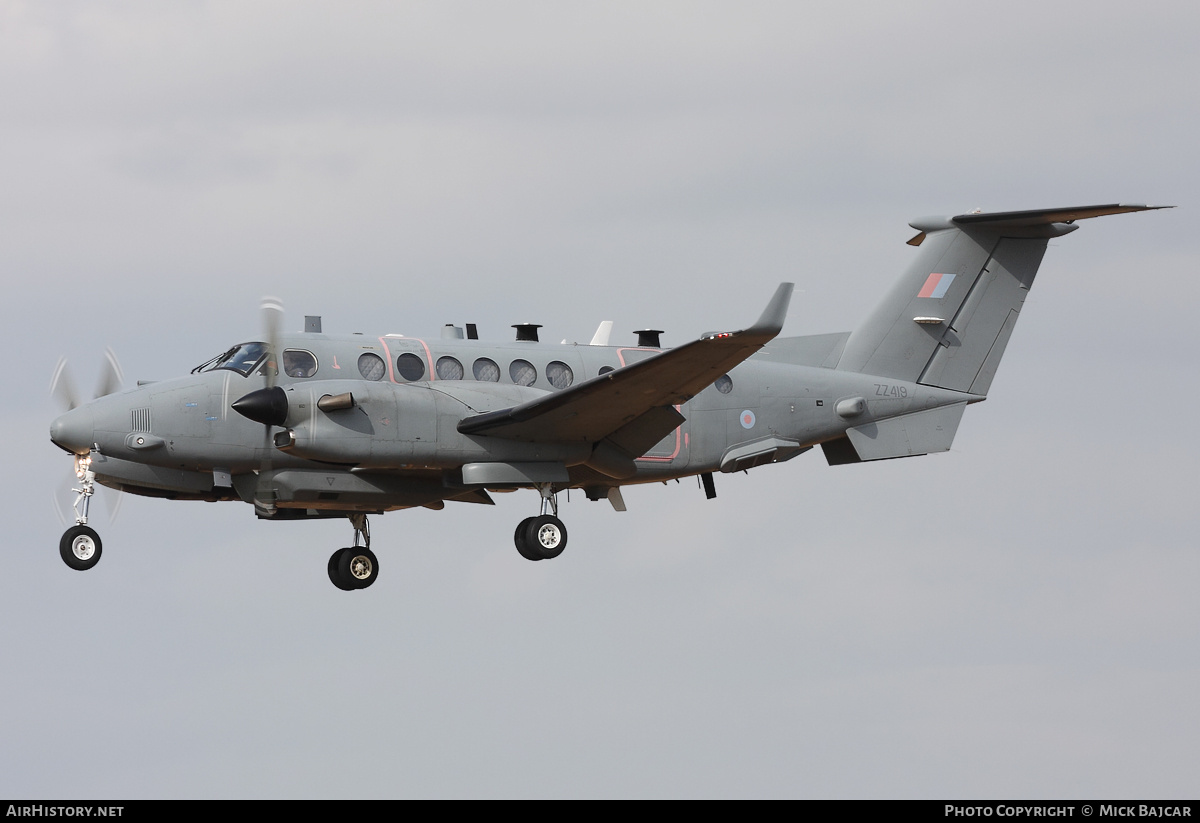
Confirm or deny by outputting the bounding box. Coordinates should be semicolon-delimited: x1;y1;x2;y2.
514;517;542;561
60;525;102;571
338;546;379;589
328;548;355;591
527;515;567;559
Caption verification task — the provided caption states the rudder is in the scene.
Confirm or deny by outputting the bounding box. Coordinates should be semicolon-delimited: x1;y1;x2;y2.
917;236;1046;395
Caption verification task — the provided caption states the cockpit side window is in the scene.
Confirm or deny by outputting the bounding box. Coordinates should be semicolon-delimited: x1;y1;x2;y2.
283;349;318;378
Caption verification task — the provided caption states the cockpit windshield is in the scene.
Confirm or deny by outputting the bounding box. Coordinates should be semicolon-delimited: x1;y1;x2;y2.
192;342;273;377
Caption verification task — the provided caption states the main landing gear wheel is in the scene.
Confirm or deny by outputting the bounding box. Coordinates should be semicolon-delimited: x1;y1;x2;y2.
514;515;567;561
328;548;354;591
340;547;379;589
514;517;542;561
515;483;569;561
529;515;567;559
60;525;102;571
328;547;379;590
328;513;378;591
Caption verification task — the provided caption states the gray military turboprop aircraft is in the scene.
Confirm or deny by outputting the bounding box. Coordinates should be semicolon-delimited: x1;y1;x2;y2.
50;204;1165;590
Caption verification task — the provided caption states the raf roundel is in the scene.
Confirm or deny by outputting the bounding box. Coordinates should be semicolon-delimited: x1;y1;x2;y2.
740;410;756;429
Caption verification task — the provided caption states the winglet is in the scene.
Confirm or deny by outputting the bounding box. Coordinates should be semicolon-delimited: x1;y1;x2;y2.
750;282;794;335
703;282;793;342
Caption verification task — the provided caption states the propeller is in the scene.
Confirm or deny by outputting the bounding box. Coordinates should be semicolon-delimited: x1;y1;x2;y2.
49;357;80;412
232;297;288;425
249;297;285;516
261;296;283;389
50;347;124;411
49;348;126;525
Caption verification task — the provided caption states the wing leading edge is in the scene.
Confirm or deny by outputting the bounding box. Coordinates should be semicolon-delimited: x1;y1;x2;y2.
456;283;794;447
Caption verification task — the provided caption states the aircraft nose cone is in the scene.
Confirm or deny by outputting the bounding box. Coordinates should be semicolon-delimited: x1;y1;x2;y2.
50;406;95;455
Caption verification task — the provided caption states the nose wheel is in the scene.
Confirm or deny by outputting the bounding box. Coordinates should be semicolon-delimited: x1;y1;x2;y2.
60;525;102;571
58;455;103;571
328;514;379;590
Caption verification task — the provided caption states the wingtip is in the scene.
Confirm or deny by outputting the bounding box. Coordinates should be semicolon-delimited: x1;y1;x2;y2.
698;282;793;342
750;282;794;335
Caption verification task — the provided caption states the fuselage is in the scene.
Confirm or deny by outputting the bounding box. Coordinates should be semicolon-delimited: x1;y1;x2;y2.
50;327;978;511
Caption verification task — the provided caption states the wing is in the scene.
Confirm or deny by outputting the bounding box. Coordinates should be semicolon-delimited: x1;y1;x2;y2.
457;283;794;444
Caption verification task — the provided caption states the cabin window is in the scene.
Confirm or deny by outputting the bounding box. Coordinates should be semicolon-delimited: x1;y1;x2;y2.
598;365;615;376
472;358;500;382
283;349;318;378
358;353;386;381
509;359;537;387
396;353;426;381
436;356;464;380
546;361;574;390
715;374;733;394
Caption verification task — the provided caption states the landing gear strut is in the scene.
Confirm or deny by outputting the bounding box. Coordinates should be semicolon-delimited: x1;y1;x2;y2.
514;484;568;561
328;514;379;591
59;455;102;571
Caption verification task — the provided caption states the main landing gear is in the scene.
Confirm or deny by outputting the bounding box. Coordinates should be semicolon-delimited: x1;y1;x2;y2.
59;455;103;571
328;514;379;591
514;484;568;562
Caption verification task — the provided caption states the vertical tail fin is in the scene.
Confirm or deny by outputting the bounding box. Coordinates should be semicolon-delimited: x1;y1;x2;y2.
836;204;1167;395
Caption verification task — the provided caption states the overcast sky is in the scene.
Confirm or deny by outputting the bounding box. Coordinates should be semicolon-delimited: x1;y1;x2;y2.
2;1;1197;798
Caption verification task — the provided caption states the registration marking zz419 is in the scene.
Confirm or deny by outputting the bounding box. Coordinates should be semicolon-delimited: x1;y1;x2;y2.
874;383;909;398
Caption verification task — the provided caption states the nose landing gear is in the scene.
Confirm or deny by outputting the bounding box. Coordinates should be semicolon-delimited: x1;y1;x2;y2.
59;455;102;571
514;484;568;561
328;514;379;591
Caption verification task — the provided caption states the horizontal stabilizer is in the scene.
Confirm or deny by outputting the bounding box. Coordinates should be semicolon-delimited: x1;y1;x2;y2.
754;331;850;369
951;203;1170;228
823;402;967;464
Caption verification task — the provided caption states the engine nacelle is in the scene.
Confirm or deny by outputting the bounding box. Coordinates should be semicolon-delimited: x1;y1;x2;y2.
272;379;590;468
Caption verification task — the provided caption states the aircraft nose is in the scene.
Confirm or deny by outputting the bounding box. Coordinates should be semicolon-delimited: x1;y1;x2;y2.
50;406;95;455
